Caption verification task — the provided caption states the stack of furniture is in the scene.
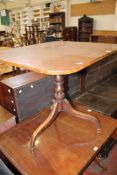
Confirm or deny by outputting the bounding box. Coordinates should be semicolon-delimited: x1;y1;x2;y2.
78;14;93;42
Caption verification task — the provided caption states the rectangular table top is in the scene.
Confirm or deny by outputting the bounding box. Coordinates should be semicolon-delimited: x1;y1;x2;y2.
0;47;10;50
0;41;117;75
0;104;117;175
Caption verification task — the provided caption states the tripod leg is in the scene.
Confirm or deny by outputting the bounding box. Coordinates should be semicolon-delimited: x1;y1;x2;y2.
63;99;101;134
30;102;59;152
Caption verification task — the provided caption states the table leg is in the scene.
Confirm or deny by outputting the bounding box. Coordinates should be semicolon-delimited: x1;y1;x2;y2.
80;69;87;93
30;75;101;151
30;102;59;152
12;66;16;75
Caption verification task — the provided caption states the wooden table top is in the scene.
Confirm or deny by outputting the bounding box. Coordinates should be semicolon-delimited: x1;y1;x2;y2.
0;41;117;75
0;105;117;175
0;47;10;51
91;34;117;37
0;47;12;74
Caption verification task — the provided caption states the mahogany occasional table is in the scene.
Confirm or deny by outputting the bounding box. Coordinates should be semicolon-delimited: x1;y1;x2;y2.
0;41;117;151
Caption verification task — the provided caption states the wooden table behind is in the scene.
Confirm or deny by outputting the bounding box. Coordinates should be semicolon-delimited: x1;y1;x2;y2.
0;105;117;175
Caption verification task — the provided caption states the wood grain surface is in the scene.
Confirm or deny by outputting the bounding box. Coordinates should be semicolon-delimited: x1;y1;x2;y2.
0;104;117;175
1;71;47;89
0;47;12;74
0;47;10;51
0;41;117;75
92;30;117;36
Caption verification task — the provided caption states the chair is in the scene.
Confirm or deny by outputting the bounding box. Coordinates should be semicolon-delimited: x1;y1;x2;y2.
25;26;40;45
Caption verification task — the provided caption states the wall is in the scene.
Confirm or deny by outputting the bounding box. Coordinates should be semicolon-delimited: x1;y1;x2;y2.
69;0;117;30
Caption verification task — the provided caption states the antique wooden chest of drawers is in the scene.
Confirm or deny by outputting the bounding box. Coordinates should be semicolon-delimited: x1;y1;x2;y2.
0;72;81;122
91;35;117;44
0;72;54;122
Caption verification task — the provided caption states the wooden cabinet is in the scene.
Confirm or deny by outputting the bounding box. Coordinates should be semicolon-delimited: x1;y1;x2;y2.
0;72;53;122
49;12;65;40
78;14;93;42
63;27;77;41
0;72;82;122
91;35;117;44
